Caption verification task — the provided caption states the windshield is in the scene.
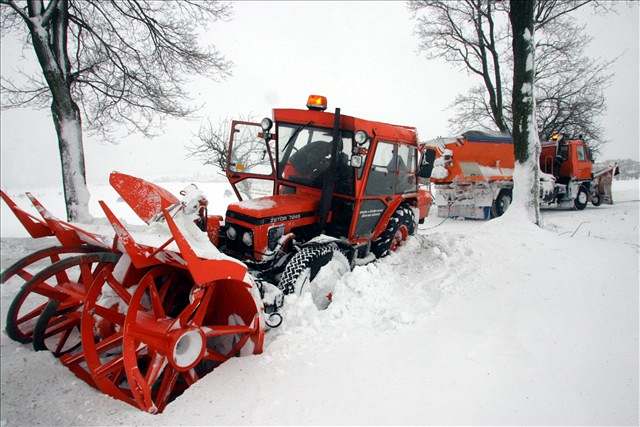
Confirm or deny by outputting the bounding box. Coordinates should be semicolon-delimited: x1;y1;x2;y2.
277;123;354;194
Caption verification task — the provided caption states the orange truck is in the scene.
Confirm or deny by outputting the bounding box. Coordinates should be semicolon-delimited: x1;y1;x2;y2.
422;131;619;219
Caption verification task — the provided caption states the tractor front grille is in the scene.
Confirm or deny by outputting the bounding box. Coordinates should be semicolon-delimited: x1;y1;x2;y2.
224;223;254;258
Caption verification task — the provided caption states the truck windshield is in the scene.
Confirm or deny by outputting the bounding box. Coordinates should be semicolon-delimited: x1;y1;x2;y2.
277;123;354;194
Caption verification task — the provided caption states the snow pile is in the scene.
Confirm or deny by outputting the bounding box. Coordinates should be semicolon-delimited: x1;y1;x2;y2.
431;156;449;179
239;197;277;211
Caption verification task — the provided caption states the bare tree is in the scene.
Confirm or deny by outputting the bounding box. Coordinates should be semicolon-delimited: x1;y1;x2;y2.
0;0;231;220
531;19;613;155
510;0;541;225
409;0;612;155
186;116;275;200
187;118;235;174
410;0;510;132
186;116;268;175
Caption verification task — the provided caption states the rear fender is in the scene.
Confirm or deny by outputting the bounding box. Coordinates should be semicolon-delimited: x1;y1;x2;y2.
416;186;433;220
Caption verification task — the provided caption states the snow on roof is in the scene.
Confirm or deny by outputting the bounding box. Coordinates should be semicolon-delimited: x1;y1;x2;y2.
462;130;512;143
421;130;512;147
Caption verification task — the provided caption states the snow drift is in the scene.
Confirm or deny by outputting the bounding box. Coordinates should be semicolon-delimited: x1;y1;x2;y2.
0;180;638;425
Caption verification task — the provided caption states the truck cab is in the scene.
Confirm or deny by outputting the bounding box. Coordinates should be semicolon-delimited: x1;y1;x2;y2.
540;134;593;182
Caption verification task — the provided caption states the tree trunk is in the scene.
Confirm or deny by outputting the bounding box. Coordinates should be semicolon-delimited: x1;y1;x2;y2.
509;0;542;226
52;102;91;222
26;1;91;221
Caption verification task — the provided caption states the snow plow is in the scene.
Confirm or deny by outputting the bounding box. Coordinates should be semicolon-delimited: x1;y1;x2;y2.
1;95;434;413
424;131;619;219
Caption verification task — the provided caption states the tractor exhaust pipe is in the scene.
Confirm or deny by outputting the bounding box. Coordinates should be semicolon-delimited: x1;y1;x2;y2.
318;107;341;234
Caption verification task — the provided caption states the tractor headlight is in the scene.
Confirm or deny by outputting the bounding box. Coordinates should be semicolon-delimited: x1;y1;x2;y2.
226;226;237;240
354;130;369;145
242;231;253;246
267;224;285;250
260;117;273;132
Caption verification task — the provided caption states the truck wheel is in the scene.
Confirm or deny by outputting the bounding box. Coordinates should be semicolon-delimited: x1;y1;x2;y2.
278;243;350;309
371;205;415;258
574;186;588;210
591;193;602;206
491;190;512;218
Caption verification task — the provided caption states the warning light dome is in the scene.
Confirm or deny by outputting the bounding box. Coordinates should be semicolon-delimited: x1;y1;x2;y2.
306;95;327;111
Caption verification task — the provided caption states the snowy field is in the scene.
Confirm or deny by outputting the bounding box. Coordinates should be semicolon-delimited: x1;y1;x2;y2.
0;178;638;425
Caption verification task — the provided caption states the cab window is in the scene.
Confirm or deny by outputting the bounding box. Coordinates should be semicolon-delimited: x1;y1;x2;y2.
276;123;354;195
365;141;396;195
396;144;417;193
576;145;586;161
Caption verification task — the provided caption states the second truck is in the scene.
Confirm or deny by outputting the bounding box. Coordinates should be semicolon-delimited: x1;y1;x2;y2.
423;131;619;219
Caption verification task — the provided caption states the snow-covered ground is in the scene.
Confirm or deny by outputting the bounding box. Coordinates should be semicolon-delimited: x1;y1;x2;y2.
1;179;638;425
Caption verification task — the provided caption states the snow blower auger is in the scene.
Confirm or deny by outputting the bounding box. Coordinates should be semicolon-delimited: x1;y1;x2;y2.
0;190;109;287
2;172;181;354
1;191;114;349
62;197;265;413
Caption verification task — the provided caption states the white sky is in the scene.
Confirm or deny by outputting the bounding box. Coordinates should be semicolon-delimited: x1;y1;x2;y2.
1;1;638;190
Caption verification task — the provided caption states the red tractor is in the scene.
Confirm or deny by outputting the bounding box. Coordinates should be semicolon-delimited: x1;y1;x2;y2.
0;95;433;413
222;95;433;310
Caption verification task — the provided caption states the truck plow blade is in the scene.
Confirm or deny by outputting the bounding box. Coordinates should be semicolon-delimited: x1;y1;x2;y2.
592;164;619;205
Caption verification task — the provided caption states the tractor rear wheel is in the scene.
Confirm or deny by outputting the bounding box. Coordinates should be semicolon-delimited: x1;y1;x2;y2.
591;192;602;206
279;243;350;309
574;186;588;210
371;205;416;258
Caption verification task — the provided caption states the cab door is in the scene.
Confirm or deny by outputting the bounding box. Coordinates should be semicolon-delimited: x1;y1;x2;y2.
573;143;592;180
227;121;277;200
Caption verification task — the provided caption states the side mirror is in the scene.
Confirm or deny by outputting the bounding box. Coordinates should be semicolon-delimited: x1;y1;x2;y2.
418;148;436;178
350;154;364;168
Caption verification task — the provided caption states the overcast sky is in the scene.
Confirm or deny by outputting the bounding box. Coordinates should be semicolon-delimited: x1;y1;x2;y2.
1;1;638;190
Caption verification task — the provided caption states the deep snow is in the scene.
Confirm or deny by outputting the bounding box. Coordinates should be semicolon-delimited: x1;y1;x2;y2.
0;179;638;425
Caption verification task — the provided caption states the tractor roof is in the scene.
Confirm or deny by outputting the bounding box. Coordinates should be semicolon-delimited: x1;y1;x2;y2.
273;108;418;145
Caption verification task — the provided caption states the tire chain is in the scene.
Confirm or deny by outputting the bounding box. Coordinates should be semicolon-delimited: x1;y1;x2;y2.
278;243;338;295
371;204;415;258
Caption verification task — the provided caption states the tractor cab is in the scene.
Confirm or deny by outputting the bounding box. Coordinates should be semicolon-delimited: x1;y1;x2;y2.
222;95;433;264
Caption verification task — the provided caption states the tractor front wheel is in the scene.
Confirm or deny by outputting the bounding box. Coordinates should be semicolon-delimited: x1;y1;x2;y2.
371;205;416;258
279;243;350;309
